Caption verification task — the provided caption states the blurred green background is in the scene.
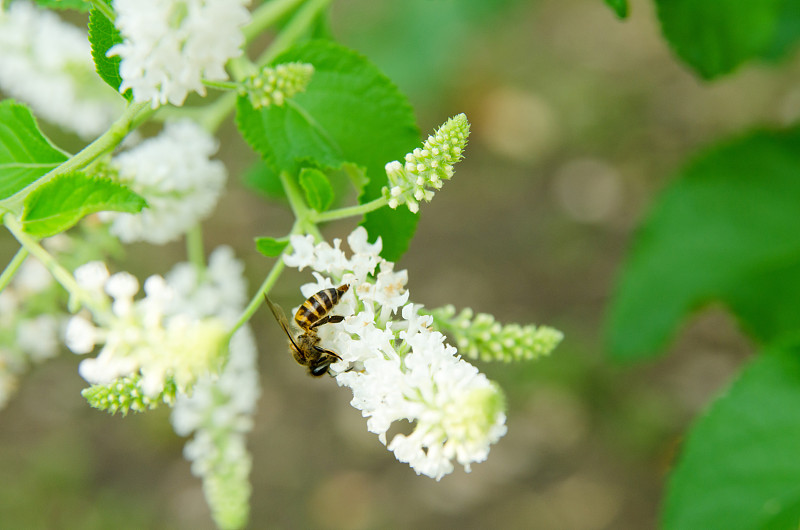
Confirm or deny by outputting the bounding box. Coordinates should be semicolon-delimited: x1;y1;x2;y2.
3;0;799;528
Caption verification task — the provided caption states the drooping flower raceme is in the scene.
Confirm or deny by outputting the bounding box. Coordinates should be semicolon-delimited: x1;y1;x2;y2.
99;120;226;244
109;0;251;107
167;247;259;530
0;1;122;138
384;113;470;213
68;248;260;529
282;227;507;480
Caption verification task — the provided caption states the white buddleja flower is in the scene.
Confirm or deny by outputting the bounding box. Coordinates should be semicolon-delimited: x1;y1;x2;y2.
241;62;314;109
99;120;226;244
281;227;507;480
65;261;228;396
0;1;123;138
110;0;252;107
167;247;259;530
384;113;470;213
72;248;259;527
0;258;62;409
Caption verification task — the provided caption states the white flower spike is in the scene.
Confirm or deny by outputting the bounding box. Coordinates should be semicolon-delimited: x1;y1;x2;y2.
0;1;122;138
109;0;251;107
99;120;227;244
282;227;506;480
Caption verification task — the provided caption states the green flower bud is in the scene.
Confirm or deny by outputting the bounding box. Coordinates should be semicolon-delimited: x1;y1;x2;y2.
81;375;177;416
241;62;314;109
427;305;563;362
384;113;470;213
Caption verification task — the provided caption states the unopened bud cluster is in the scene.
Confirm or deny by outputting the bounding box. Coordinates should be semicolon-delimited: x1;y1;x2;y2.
82;375;177;416
427;305;563;362
241;62;314;109
384;113;469;213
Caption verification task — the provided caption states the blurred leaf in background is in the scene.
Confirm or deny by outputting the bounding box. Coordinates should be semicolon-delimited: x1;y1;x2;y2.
606;126;800;361
654;0;800;78
332;0;527;106
663;343;800;529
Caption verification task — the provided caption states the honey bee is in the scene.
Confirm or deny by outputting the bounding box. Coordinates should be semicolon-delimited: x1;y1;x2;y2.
264;284;350;377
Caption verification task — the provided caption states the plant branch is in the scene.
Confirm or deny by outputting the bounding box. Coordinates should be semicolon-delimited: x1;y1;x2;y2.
202;79;240;92
3;216;108;318
0;246;29;295
311;196;389;223
256;0;332;66
242;0;307;44
187;224;206;276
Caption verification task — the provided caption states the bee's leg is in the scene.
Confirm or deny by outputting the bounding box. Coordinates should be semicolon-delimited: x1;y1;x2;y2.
314;346;342;361
310;314;345;329
310;315;331;329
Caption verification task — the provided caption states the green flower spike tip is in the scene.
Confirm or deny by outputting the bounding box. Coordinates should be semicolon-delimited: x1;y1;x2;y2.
384;113;470;213
241;62;314;109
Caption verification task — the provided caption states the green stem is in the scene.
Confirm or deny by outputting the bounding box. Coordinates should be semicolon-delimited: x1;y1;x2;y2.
56;101;152;178
311;196;388;223
256;0;332;66
242;0;307;44
0;247;29;295
1;101;152;214
280;171;310;220
226;217;311;338
202;79;240;92
187;225;206;275
227;165;330;337
3;216;108;318
227;249;286;339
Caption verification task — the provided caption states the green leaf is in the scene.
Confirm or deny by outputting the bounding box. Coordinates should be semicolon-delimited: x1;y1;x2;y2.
241;159;286;201
654;0;798;78
88;7;131;100
606;126;800;361
0;100;68;202
33;0;92;11
299;167;334;212
604;0;628;19
22;172;146;238
663;344;800;529
235;40;420;261
255;237;289;257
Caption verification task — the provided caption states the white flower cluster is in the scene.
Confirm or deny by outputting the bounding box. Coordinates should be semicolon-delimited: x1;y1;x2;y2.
0;1;122;138
99;120;227;244
64;261;228;396
110;0;252;107
283;227;507;480
0;258;60;409
384;113;470;213
168;247;260;530
66;247;260;528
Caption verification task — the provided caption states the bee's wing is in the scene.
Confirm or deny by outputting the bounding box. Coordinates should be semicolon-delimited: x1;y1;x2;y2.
264;295;302;351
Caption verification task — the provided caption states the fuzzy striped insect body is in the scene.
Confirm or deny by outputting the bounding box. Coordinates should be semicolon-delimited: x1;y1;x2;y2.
264;284;350;377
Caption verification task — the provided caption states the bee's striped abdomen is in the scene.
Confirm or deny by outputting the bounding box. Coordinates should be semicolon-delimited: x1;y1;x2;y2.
294;284;349;331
